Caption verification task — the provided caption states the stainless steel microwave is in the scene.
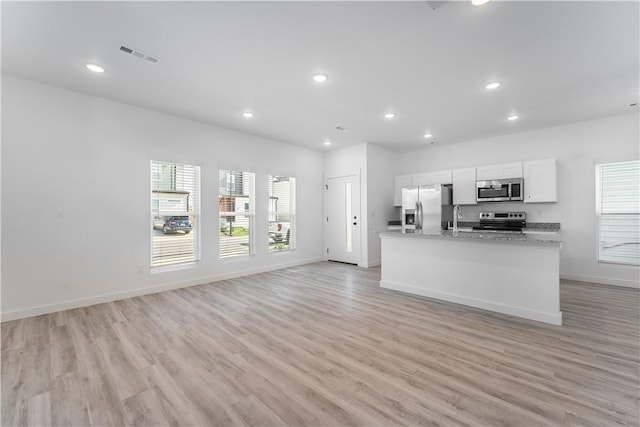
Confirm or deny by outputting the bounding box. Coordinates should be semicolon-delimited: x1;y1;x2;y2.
476;178;524;202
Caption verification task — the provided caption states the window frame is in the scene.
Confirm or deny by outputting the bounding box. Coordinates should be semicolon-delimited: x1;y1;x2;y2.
595;159;640;267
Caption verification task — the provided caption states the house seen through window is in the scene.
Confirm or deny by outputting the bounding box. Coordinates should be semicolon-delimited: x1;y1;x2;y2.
151;160;200;267
268;175;296;252
219;170;255;258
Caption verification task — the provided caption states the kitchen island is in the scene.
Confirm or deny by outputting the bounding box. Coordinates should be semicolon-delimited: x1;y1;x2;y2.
380;230;563;325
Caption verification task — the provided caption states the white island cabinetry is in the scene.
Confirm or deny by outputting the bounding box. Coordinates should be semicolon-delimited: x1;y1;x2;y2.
380;231;562;325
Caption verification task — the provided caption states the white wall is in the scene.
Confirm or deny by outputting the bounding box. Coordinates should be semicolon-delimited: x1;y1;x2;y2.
323;143;366;181
1;75;325;320
365;144;396;266
394;113;640;287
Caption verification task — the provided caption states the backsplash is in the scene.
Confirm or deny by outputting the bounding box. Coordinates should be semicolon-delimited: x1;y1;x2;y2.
457;221;560;231
453;201;561;223
393;201;561;225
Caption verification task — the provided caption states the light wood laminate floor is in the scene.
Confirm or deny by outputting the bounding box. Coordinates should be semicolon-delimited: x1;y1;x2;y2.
2;262;639;426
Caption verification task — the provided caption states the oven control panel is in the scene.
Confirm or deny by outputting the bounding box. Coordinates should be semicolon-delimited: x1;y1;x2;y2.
478;212;526;221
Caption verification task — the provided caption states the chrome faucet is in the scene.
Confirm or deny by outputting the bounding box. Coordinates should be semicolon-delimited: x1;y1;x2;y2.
453;205;462;232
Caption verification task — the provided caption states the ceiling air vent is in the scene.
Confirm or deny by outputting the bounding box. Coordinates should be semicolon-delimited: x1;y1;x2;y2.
119;45;159;64
426;1;449;10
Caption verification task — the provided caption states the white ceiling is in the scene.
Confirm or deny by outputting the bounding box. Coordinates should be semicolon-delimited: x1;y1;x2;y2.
2;1;638;152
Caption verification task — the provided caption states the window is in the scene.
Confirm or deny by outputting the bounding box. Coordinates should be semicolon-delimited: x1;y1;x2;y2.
595;160;640;266
151;160;200;267
268;175;296;252
219;170;255;258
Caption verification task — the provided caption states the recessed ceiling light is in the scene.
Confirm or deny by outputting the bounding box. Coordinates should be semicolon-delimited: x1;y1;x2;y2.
507;114;519;121
472;0;491;6
324;140;332;146
385;113;396;119
85;64;105;73
485;81;501;90
423;133;433;139
242;111;254;118
313;74;328;83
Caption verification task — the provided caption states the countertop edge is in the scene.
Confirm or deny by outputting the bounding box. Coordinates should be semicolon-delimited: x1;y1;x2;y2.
380;230;562;249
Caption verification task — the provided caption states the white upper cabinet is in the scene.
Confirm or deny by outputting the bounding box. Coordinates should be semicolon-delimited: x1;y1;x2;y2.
412;170;453;186
395;159;556;207
500;162;524;179
395;170;453;206
431;169;454;185
411;173;430;186
476;162;523;180
475;165;500;181
523;159;557;203
452;168;477;205
393;174;413;206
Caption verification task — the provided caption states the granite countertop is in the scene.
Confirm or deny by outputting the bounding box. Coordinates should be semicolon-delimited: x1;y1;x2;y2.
380;229;562;248
524;222;561;232
457;221;561;232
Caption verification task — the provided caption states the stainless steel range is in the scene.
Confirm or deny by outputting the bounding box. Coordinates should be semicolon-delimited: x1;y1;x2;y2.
472;211;526;233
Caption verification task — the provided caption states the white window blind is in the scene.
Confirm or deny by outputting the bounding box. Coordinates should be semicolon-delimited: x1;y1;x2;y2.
595;160;640;266
219;170;255;258
268;175;296;252
151;160;200;267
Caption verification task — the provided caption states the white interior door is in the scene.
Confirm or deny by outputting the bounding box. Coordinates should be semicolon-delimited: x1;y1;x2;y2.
326;175;361;265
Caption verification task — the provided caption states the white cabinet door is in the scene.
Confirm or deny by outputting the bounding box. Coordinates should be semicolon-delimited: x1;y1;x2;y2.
523;159;557;203
500;162;523;179
477;162;523;180
452;168;477;205
393;174;412;206
411;172;431;186
476;165;501;181
429;170;453;185
413;170;453;186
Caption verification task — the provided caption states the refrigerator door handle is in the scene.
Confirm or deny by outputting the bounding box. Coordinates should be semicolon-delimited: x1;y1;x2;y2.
418;201;423;230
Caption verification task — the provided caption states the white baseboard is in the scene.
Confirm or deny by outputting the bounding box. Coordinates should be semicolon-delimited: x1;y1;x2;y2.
358;259;381;268
380;280;563;326
560;273;639;289
1;257;324;322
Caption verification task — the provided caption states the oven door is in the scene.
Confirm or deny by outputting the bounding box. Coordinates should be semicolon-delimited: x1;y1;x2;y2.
476;181;510;202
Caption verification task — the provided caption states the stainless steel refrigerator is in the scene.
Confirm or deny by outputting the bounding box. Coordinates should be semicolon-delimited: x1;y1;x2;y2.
402;185;453;232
